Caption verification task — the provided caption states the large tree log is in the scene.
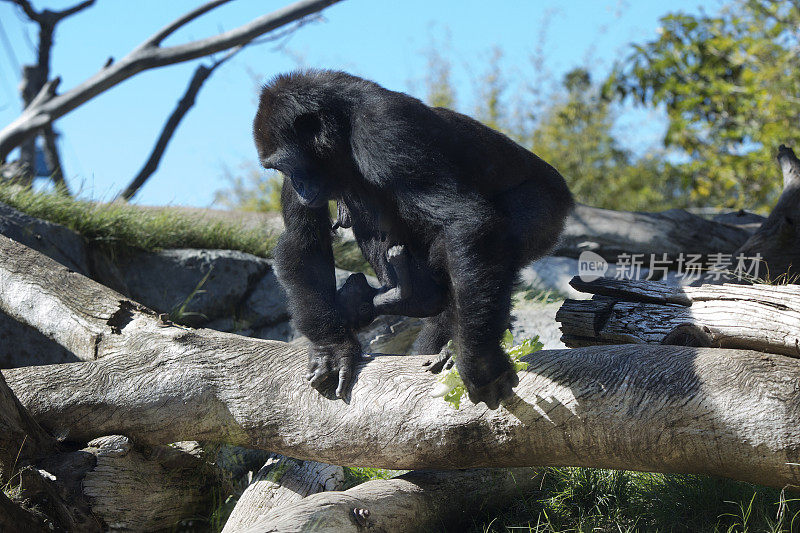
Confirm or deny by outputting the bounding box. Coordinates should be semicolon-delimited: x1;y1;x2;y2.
553;204;758;261
0;371;55;481
240;468;543;533
222;454;345;532
736;145;800;279
557;277;800;354
1;238;799;488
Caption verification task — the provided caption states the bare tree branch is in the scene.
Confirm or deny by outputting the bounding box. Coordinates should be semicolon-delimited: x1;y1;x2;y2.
117;48;241;201
3;0;94;24
3;0;94;190
3;0;40;22
0;0;344;161
48;0;94;22
140;0;233;48
117;12;318;201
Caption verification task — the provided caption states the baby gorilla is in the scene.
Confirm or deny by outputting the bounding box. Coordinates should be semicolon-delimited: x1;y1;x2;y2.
336;244;446;329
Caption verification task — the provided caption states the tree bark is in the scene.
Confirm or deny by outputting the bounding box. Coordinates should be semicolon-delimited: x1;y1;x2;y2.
1;234;800;488
0;371;56;482
557;277;800;355
735;145;800;279
238;468;543;533
0;0;343;160
553;203;758;262
222;454;345;532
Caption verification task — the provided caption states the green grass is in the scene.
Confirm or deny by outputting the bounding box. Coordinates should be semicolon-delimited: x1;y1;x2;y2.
465;467;800;533
341;467;407;490
0;184;277;258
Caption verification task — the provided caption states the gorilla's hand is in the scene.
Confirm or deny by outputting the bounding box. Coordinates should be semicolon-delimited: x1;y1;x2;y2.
306;339;362;398
459;350;519;410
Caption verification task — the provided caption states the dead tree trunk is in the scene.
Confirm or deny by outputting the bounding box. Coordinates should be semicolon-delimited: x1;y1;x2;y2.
238;468;543;533
0;235;799;488
8;0;93;191
735;145;800;279
557;277;800;354
222;454;345;532
553;203;757;262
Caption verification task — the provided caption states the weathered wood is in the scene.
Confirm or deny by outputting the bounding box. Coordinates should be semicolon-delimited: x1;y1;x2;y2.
554;204;756;261
0;371;56;482
75;437;223;531
12;465;101;532
2;235;800;488
558;277;800;356
239;468;543;533
569;277;692;305
736;145;800;279
222;454;345;532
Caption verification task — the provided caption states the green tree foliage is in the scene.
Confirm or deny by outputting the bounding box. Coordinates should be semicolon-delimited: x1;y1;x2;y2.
214;164;282;213
425;48;675;211
605;0;800;210
425;45;456;110
530;68;676;211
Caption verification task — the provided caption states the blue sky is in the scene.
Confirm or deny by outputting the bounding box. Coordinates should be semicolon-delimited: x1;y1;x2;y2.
0;0;718;206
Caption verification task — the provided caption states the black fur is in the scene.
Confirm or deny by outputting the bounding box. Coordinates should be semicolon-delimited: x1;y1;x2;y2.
254;70;573;409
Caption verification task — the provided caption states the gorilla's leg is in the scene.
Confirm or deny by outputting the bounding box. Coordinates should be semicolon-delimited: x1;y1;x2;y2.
414;304;457;373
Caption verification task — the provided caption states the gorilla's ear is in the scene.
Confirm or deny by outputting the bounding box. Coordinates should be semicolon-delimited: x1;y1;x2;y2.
294;113;322;143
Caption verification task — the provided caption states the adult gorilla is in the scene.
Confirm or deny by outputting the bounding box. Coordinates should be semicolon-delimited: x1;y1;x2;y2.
254;70;573;409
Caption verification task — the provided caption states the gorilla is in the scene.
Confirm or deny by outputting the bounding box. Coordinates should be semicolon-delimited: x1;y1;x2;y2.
254;70;573;409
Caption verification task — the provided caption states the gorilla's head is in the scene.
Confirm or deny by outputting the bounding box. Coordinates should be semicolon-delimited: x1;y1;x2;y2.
253;71;351;208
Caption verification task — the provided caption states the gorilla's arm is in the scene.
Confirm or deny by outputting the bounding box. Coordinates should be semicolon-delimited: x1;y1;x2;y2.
274;180;360;398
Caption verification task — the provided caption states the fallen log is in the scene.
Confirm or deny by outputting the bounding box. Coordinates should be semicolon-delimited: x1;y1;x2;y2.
239;468;543;533
1;236;799;488
553;204;756;261
222;454;344;532
557;277;800;355
0;372;55;482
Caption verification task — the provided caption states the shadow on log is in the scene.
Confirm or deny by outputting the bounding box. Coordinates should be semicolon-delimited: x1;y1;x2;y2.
0;235;798;489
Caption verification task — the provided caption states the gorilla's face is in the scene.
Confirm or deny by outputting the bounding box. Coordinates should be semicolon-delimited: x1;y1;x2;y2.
260;145;329;208
254;108;334;209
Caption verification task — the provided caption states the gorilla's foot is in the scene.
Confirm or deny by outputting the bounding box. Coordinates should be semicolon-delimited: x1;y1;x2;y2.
421;343;455;374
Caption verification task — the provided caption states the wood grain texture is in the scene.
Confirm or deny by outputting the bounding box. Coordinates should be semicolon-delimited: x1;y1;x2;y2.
2;235;800;488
